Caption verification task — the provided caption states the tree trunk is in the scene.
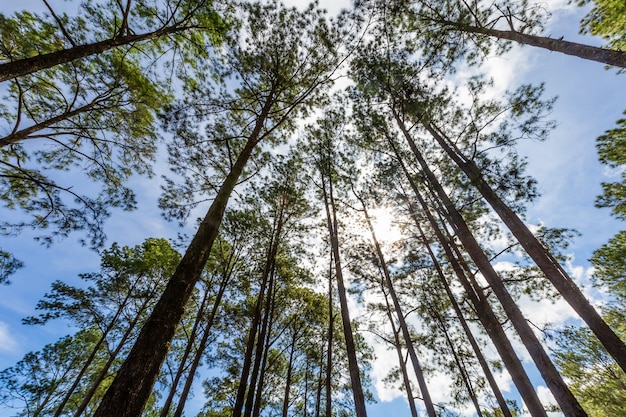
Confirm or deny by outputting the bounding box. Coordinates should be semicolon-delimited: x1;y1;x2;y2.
282;339;297;417
433;19;626;68
74;290;154;417
93;94;275;417
427;299;484;417
412;207;514;417
173;264;234;417
358;195;437;417
321;173;368;417
393;111;587;417
381;289;420;417
52;283;136;417
390;137;545;416
158;284;212;417
325;260;333;417
250;277;279;417
234;204;284;417
426;122;626;373
0;24;192;82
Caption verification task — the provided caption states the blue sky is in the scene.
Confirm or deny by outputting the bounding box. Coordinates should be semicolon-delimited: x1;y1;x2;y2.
1;1;625;416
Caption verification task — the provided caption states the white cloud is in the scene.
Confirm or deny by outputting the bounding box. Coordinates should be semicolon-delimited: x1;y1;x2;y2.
0;321;18;353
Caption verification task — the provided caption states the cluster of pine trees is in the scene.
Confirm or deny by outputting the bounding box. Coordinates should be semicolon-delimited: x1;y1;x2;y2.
0;0;624;416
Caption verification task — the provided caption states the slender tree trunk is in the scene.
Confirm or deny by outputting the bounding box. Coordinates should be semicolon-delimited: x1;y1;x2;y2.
0;24;194;82
93;94;275;417
52;285;136;417
411;206;514;417
321;173;368;417
431;19;626;68
250;278;279;417
234;205;284;417
325;269;333;417
158;285;212;417
381;289;420;417
173;265;234;417
390;137;544;416
282;339;297;417
74;291;154;417
427;300;484;417
392;111;587;417
357;195;436;417
426;122;626;372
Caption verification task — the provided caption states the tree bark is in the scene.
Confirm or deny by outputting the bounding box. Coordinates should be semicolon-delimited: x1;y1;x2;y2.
234;203;284;417
434;19;626;68
426;122;626;373
93;94;274;417
393;111;587;417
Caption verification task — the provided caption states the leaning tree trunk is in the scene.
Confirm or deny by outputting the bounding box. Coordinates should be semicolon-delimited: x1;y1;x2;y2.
380;286;420;417
358;196;437;417
173;264;234;417
430;18;626;68
392;111;587;417
390;137;546;416
234;204;284;417
158;284;212;417
426;122;626;373
93;94;275;417
0;23;196;82
427;299;484;417
411;207;514;417
321;172;368;417
52;279;138;417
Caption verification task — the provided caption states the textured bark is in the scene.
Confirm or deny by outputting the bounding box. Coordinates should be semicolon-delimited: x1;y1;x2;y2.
393;111;587;417
390;137;546;416
437;20;626;68
93;95;274;417
426;122;626;373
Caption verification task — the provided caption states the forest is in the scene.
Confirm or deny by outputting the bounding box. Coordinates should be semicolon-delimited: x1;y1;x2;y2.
0;0;625;416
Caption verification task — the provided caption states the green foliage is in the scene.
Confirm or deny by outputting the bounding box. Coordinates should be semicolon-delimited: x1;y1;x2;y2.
554;312;626;417
578;0;626;51
591;231;626;303
596;112;626;219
